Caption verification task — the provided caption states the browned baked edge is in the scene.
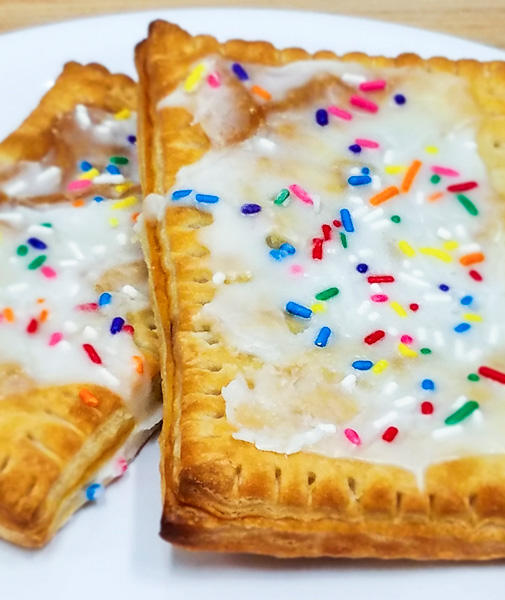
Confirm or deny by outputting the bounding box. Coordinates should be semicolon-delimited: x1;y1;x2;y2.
137;20;505;559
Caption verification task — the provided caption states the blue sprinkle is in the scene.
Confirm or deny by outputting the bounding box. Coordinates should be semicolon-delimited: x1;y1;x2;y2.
86;483;104;502
315;108;329;126
99;292;112;306
106;164;121;175
421;378;435;391
110;316;125;334
352;360;373;371
195;194;219;204
454;322;471;333
241;203;262;215
279;243;296;255
127;135;137;144
80;160;92;172
285;302;312;319
348;175;372;186
356;263;369;274
439;284;450;292
314;326;331;347
348;144;362;154
361;167;370;175
394;93;406;105
94;196;104;203
172;189;192;200
269;249;283;261
340;208;354;233
232;63;249;81
461;295;473;306
27;237;47;250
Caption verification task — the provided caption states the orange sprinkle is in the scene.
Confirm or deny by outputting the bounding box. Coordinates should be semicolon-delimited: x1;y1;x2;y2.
132;355;144;374
370;186;400;206
79;388;99;407
251;84;272;101
428;192;444;202
39;309;49;323
401;159;422;193
72;198;85;207
3;307;15;322
131;212;140;223
37;298;45;304
460;252;485;266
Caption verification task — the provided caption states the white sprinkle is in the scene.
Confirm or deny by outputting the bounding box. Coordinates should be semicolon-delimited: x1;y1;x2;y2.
423;293;451;303
459;243;481;254
395;395;416;408
340;374;356;389
368;312;380;321
347;254;358;264
371;175;383;191
351;206;368;218
35;165;61;185
370;283;382;293
398;272;430;288
75;104;92;129
434;331;445;347
93;173;125;185
116;233;128;245
370;219;389;230
358;249;374;258
432;425;463;439
8;283;28;293
63;320;79;334
452;395;468;410
121;285;139;299
436;227;451;240
28;224;53;236
68;242;85;260
342;73;366;85
387;327;399;336
362;207;384;222
2;180;26;195
357;300;371;315
373;410;398;429
92;245;107;256
383;382;399;395
455;224;467;237
254;137;276;153
489;324;500;345
83;326;98;341
414;191;425;205
318;423;337;433
0;212;25;226
383;149;394;164
98;367;121;388
412;269;425;277
212;272;226;285
144;193;166;221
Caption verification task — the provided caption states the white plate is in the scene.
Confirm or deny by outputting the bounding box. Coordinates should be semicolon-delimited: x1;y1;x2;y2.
1;9;504;599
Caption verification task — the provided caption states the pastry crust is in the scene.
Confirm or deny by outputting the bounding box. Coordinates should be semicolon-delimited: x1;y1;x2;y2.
136;21;505;559
0;63;160;547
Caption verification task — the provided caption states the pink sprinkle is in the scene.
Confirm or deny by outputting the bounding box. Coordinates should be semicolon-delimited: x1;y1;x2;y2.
49;332;63;346
359;79;387;92
328;105;352;120
371;294;388;303
400;334;413;345
67;179;92;191
116;457;128;475
289;264;304;276
76;302;99;312
431;166;460;177
207;72;221;88
288;184;314;205
344;428;361;445
355;138;379;149
350;95;379;113
41;266;57;278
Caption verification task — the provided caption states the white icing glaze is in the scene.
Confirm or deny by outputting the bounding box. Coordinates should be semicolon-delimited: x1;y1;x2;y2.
155;57;505;483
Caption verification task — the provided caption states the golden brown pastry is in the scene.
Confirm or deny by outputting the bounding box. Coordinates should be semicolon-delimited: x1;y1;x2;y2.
136;21;505;559
0;62;161;548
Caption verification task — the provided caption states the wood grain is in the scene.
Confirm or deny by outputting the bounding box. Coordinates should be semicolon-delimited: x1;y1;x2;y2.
0;0;504;50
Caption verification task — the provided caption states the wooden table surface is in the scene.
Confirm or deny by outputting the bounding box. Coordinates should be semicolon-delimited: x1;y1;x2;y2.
1;0;504;50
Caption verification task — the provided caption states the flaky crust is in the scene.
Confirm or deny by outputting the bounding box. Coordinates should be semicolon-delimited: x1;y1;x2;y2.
137;21;505;559
0;63;159;548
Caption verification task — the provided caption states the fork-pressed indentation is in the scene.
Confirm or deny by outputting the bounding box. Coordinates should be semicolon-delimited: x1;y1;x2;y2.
396;491;403;514
26;433;65;466
43;408;86;438
0;455;11;476
275;467;282;500
347;477;356;497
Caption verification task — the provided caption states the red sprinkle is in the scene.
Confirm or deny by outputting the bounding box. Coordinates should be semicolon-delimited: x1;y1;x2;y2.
312;238;323;260
382;426;399;442
77;302;99;312
421;401;434;415
447;181;478;193
321;224;332;241
344;428;361;445
367;275;395;284
83;343;102;364
371;294;388;303
478;366;505;385
332;219;342;228
350;94;379;113
123;324;135;335
26;318;38;334
409;303;419;312
469;270;483;282
364;330;385;345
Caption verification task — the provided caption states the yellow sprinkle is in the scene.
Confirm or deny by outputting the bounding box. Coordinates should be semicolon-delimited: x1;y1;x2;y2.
311;302;326;313
115;182;133;194
114;108;131;120
419;247;453;262
79;167;100;180
463;313;483;322
390;301;407;318
372;359;389;374
109;217;119;228
425;145;439;154
184;63;206;93
111;195;137;210
398;343;418;358
443;240;459;251
384;165;406;175
398;240;416;257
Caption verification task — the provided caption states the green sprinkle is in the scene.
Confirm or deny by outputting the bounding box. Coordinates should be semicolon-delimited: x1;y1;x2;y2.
340;232;347;248
274;189;290;205
28;255;47;270
430;174;441;184
41;222;52;227
16;244;28;256
457;194;478;216
315;287;340;301
110;156;129;165
420;347;432;355
391;215;401;223
468;373;480;381
445;400;479;425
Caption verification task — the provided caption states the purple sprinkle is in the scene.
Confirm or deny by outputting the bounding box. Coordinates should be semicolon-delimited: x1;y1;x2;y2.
241;203;261;215
439;284;450;292
315;108;329;126
28;237;47;250
357;263;369;273
232;63;249;81
394;94;406;105
348;144;362;154
127;135;137;144
110;316;125;334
